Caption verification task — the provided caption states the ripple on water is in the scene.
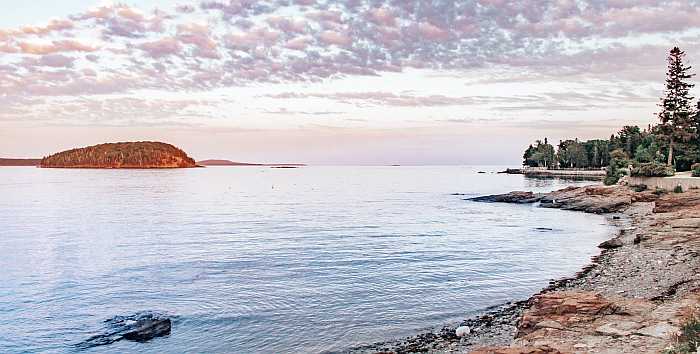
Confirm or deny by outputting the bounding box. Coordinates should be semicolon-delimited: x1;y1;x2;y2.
0;167;611;353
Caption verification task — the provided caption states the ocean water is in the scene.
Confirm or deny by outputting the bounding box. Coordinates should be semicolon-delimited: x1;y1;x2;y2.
0;166;613;353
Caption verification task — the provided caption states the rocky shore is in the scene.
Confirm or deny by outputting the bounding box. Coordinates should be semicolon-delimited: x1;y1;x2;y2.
350;184;700;354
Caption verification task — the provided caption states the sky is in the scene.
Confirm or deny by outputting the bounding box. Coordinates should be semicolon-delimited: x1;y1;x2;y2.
2;0;700;164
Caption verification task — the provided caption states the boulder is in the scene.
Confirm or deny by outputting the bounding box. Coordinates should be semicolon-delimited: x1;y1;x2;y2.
518;292;617;337
469;191;543;204
76;312;172;349
122;317;172;342
598;237;624;249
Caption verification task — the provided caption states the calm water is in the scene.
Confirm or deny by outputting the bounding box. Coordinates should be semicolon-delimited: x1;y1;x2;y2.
0;166;612;353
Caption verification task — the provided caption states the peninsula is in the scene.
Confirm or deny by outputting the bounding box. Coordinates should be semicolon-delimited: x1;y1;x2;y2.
40;142;197;169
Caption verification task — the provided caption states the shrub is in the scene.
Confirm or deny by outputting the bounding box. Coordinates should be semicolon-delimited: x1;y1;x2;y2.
692;163;700;177
604;176;619;186
630;162;675;177
632;184;647;192
675;185;684;193
664;316;700;353
653;187;667;195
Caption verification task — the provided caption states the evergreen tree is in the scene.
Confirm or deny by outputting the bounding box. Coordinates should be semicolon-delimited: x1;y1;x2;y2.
657;47;697;167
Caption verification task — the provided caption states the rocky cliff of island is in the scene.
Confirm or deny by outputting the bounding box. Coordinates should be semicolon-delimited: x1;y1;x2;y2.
40;142;197;169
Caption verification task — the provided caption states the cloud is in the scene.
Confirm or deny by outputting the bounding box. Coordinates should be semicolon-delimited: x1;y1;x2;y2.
0;0;698;100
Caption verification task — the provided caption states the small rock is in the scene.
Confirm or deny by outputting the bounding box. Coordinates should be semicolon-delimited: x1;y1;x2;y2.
535;320;564;330
455;326;471;337
634;322;679;339
598;238;624;249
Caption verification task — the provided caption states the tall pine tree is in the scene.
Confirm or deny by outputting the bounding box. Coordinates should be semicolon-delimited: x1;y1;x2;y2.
657;47;696;167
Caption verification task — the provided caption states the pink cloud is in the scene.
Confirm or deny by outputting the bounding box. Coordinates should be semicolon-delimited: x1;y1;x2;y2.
18;40;97;55
138;38;182;58
39;54;76;68
367;8;395;26
417;22;449;41
318;30;352;46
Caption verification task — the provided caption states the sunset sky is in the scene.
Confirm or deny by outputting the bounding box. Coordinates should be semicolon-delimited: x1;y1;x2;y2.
2;0;700;164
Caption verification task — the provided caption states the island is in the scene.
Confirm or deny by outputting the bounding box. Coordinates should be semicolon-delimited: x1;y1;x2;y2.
40;142;197;169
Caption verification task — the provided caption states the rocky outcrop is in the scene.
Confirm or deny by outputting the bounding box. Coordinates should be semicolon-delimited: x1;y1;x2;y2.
355;186;700;354
469;186;700;354
76;312;171;349
468;191;543;204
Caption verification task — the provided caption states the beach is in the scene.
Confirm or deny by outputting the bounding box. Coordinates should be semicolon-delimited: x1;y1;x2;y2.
354;183;700;353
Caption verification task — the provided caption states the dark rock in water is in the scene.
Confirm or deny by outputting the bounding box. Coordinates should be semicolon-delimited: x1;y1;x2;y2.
469;191;543;204
478;171;487;174
76;312;171;349
122;317;171;342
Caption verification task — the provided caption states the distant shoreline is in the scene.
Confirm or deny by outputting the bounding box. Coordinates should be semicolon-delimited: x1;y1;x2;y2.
504;167;606;181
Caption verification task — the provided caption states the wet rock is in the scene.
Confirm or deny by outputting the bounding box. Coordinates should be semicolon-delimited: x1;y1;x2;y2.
76;312;171;349
122;317;172;342
598;237;624;249
469;191;543;204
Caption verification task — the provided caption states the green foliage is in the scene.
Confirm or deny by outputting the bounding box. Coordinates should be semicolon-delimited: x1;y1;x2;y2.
632;184;647;192
557;139;588;168
656;47;698;168
634;133;664;163
664;317;700;353
692;163;700;177
523;138;556;168
610;125;643;158
675;185;684;193
630;162;675;177
604;149;630;185
653;187;668;195
519;47;700;174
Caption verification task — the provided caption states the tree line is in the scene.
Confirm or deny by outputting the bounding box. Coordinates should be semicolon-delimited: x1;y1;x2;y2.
522;47;700;182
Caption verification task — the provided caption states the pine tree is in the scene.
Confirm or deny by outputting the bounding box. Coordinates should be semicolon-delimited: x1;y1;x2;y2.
657;47;696;167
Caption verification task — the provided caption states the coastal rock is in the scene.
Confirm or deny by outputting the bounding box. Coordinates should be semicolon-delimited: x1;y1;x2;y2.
469;191;543;204
598;238;623;249
654;192;700;213
634;322;680;339
76;312;171;349
122;317;172;342
518;292;617;337
668;218;700;228
594;321;643;337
